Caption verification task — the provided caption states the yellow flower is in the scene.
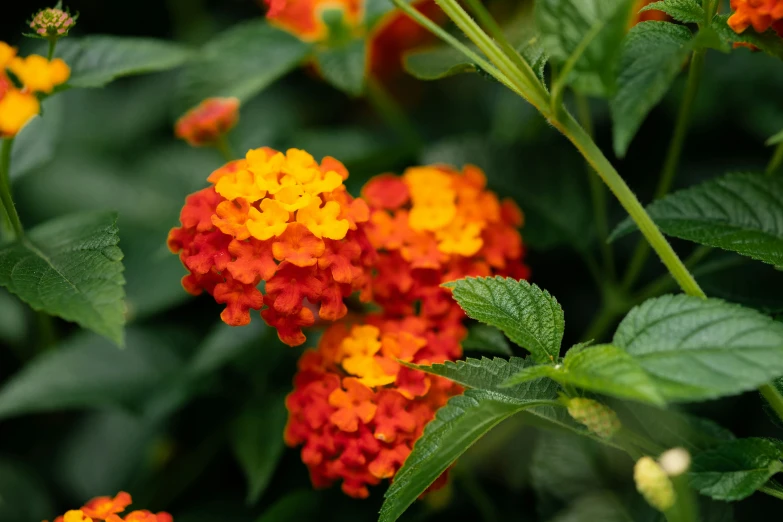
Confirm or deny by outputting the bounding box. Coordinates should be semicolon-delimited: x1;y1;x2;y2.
296;199;349;240
215;167;267;202
0;90;40;137
0;42;16;67
436;220;483;256
303;170;343;195
63;510;93;522
8;55;69;93
282;148;319;184
339;325;397;388
246;199;290;240
275;184;312;212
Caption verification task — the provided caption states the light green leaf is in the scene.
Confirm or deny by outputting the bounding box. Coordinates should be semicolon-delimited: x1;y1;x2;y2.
768;129;783;146
463;324;513;356
536;0;635;96
0;212;125;344
232;396;288;504
691;438;783;500
177;21;311;114
611;21;693;157
0;327;182;420
444;277;564;363
713;14;783;60
314;39;367;96
502;344;665;405
378;389;547;522
613;294;783;402
56;36;193;88
610;173;783;268
639;0;705;24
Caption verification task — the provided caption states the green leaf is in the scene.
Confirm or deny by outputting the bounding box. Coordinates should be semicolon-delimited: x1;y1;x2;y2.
463;324;513;356
502;344;666;405
691;438;783;500
378;389;545;522
177;21;311;114
639;0;705;24
0;459;53;522
444;277;564;363
314;39;367;96
713;14;783;60
695;254;783;313
232;396;288;504
768;129;783;146
613;294;783;402
56;36;193;88
610;173;783;268
0;212;125;344
536;0;635;96
0;327;182;420
187;320;268;379
611;21;693;157
256;490;321;522
546;493;633;522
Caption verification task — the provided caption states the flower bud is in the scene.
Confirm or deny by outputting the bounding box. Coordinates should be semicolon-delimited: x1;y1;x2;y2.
28;4;78;39
658;447;691;477
175;97;240;147
634;456;676;511
566;398;621;440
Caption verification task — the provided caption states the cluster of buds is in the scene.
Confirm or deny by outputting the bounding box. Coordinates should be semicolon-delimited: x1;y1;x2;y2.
0;42;70;137
168;147;374;346
47;492;171;522
28;4;78;39
565;397;621;440
175;97;240;147
728;0;783;34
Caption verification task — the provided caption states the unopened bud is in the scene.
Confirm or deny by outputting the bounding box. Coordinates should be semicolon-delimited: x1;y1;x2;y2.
566;398;621;439
658;447;691;477
634;456;675;511
28;5;78;39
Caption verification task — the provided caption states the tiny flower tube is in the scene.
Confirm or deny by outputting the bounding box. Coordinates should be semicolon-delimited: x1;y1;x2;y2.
175;97;240;147
362;164;530;324
168;147;375;346
46;492;172;522
285;317;464;498
729;0;783;34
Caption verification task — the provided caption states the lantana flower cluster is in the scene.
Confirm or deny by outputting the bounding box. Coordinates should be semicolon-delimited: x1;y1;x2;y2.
175;97;240;147
48;491;171;522
0;41;70;137
728;0;783;34
168;146;374;346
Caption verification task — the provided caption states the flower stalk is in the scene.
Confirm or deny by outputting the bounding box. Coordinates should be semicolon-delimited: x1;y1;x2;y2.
0;138;24;240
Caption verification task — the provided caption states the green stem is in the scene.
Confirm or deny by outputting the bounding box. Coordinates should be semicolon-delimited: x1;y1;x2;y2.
760;485;783;501
47;39;57;60
215;134;235;163
665;475;700;522
366;78;422;153
551;20;605;112
767;142;783;176
760;383;783;426
632;245;712;304
0;139;23;240
623;48;707;291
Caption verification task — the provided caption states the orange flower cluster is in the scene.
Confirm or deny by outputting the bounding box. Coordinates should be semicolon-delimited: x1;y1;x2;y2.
285;317;463;498
0;42;69;137
728;0;783;34
363;164;530;322
631;0;671;25
168;147;374;345
48;492;171;522
263;0;363;42
175;97;240;147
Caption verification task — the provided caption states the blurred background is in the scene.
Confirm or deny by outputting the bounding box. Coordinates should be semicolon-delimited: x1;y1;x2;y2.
1;1;783;521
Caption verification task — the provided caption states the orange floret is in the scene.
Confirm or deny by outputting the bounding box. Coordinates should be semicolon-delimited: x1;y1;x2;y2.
49;494;171;522
169;148;375;346
728;0;783;33
262;0;363;42
81;492;132;520
630;0;672;26
175;97;240;147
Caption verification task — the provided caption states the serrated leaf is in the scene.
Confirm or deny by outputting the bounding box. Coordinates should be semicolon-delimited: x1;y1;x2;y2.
610;173;783;268
314;39;367;96
691;438;783;500
177;21;311;114
0;328;181;420
232;395;288;504
502;344;665;405
639;0;705;24
378;389;549;522
536;0;634;96
445;277;564;363
713;14;783;60
56;36;193;88
613;294;783;402
0;212;125;344
611;21;693;157
463;324;513;356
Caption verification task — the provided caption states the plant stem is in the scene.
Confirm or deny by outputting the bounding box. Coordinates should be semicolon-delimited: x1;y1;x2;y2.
47;39;57;60
215;134;235;163
665;475;700;522
760;485;783;501
760;383;783;425
0;139;23;240
622;48;707;291
767;142;783;175
366;78;422;153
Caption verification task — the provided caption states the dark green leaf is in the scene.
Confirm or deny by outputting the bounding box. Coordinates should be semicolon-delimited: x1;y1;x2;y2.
463;324;513;356
0;459;53;522
502;344;666;405
445;277;564;363
610;173;783;268
10;97;63;180
232;396;288;504
613;294;783;402
0;212;125;344
611;21;693;157
177;21;311;114
315;39;367;96
187;320;268;379
547;493;633;522
256;491;322;522
639;0;705;24
691;438;783;500
56;36;193;88
536;0;635;96
713;14;783;60
0;328;182;420
695;254;783;313
532;433;609;502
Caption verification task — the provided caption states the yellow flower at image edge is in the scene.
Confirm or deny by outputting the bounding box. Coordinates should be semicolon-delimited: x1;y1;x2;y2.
0;90;40;137
8;54;70;94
